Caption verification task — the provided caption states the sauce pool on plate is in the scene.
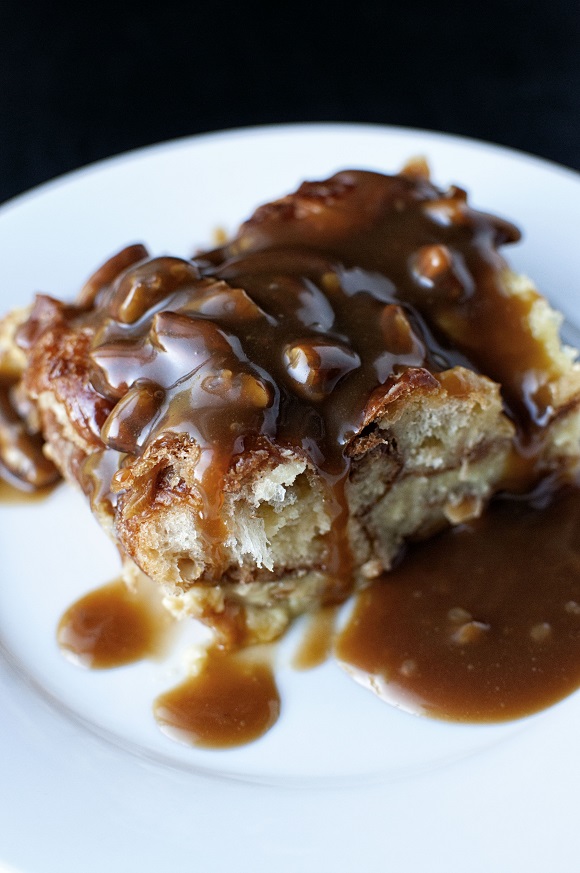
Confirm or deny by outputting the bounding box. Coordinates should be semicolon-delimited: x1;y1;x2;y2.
336;484;580;722
5;459;580;744
154;650;280;749
57;578;171;669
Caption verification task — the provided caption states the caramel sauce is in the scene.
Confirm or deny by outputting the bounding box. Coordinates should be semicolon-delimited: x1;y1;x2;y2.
0;377;59;496
0;477;55;504
9;168;580;744
336;485;580;722
154;649;280;748
55;578;281;747
292;606;339;670
57;579;171;669
14;169;531;593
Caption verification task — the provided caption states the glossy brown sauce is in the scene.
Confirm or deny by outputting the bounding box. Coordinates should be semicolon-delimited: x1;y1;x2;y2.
0;377;59;495
292;606;339;670
336;484;580;722
16;169;539;590
154;649;280;748
57;578;171;669
7;167;580;744
0;477;55;504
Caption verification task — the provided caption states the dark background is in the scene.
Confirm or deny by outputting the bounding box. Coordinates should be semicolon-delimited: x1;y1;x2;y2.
1;0;579;206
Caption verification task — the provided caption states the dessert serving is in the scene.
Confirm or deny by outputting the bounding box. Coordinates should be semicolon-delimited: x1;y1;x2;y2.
3;160;580;743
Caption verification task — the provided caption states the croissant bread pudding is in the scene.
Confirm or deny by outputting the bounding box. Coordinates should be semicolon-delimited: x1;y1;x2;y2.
2;161;580;648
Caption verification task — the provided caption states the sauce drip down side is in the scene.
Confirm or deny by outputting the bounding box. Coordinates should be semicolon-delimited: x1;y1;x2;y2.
0;377;59;494
292;606;339;671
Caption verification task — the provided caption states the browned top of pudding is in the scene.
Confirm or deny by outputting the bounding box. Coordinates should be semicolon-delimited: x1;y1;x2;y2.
13;168;550;504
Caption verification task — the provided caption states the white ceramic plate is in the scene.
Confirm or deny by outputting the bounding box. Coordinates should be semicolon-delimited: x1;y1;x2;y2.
1;124;580;873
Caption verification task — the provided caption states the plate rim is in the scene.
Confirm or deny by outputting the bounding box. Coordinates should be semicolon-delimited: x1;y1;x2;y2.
2;121;580;873
2;120;579;219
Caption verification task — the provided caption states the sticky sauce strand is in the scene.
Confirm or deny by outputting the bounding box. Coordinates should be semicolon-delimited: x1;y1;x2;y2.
154;650;280;748
292;606;339;670
336;485;580;722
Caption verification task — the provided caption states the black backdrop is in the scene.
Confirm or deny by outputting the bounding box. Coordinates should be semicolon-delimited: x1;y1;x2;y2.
1;0;579;205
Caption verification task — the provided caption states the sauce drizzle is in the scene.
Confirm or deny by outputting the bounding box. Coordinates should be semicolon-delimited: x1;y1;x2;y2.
7;167;580;743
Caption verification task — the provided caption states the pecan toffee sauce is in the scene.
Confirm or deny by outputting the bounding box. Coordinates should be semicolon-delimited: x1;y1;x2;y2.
0;377;59;499
2;167;580;747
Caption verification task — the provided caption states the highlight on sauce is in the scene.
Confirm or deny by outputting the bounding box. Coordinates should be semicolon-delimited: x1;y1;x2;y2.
1;166;580;749
57;578;172;670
